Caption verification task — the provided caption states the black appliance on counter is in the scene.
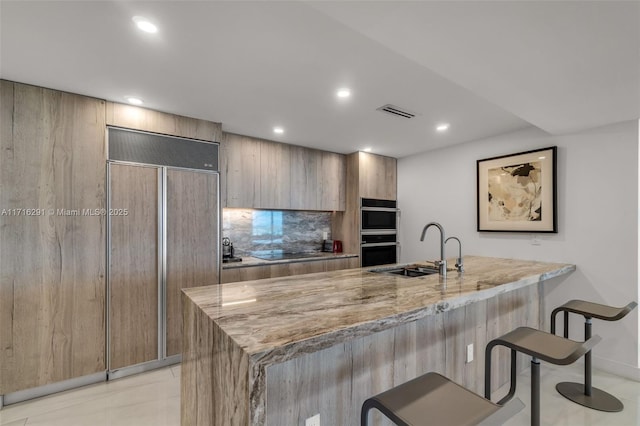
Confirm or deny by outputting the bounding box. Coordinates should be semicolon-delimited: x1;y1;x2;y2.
360;198;398;267
222;237;242;263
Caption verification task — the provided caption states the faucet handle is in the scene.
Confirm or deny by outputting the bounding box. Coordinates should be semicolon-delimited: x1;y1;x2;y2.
455;257;464;273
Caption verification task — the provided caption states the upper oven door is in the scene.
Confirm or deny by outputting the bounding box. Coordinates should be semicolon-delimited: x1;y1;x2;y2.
361;208;397;230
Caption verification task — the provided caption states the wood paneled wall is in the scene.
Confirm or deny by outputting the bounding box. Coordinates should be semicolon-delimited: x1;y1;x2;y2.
0;80;106;394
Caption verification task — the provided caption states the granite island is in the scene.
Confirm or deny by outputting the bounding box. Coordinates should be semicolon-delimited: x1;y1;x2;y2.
181;256;575;425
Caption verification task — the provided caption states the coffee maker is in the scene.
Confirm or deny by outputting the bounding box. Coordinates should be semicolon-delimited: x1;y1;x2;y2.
222;237;241;263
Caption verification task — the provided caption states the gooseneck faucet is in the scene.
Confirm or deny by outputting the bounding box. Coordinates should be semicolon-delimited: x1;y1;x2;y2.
445;236;464;273
420;222;447;277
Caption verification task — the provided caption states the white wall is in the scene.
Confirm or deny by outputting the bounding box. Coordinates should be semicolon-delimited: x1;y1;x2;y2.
398;120;639;378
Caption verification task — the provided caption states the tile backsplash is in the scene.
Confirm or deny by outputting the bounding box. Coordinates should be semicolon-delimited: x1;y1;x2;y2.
222;209;331;255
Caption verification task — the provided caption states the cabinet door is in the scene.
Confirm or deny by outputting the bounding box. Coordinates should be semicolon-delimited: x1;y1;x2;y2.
106;102;222;142
290;146;319;210
358;152;397;200
165;169;219;357
319;152;346;211
109;163;159;370
260;141;291;209
221;133;260;207
0;81;106;395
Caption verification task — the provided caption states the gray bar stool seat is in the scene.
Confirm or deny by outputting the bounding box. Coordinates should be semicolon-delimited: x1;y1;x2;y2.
485;326;601;426
551;300;637;412
361;371;525;426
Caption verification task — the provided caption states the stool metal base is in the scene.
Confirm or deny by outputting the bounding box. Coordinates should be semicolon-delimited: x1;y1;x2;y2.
556;381;624;412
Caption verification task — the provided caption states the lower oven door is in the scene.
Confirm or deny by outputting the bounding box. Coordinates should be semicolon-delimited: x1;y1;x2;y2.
361;243;398;267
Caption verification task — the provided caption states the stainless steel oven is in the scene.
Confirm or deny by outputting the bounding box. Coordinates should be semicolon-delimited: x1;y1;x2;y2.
361;231;398;267
361;198;398;231
360;198;399;267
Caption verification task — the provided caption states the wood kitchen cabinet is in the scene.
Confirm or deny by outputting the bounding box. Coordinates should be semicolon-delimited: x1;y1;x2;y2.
106;102;222;142
0;80;107;395
221;257;359;284
222;133;260;208
319;151;346;210
358;152;397;201
332;152;398;265
260;140;291;209
290;145;320;210
222;132;345;211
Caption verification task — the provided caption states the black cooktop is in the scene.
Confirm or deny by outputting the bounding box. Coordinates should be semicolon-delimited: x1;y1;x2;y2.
252;251;324;261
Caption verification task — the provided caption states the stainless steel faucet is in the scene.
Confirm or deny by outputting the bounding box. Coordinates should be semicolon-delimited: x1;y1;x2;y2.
445;236;464;273
420;222;447;277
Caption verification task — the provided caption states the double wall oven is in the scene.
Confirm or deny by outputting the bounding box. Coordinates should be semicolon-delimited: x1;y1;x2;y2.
360;198;398;267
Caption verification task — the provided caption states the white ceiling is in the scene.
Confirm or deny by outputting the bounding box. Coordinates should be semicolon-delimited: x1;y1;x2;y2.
1;1;638;158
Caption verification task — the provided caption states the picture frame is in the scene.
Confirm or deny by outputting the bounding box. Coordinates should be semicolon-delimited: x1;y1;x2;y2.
477;146;557;233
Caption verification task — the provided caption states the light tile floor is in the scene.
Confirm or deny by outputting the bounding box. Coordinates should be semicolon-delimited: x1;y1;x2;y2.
0;363;638;425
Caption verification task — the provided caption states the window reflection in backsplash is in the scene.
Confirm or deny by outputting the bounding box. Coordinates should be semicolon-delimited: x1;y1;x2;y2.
222;209;331;255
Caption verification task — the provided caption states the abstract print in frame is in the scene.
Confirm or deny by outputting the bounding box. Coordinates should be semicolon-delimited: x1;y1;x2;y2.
477;146;557;232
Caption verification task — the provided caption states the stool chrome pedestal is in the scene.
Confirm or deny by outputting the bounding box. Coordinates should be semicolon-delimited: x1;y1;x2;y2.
551;300;637;412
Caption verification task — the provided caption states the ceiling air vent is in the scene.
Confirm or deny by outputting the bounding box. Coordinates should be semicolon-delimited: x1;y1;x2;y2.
376;104;416;119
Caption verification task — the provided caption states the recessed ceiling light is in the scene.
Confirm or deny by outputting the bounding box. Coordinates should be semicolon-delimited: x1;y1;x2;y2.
125;96;144;105
436;123;450;132
132;16;158;34
363;147;372;152
337;88;351;98
273;127;284;134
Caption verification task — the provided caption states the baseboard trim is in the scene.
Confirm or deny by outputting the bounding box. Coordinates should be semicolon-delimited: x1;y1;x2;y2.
592;355;640;382
1;371;107;407
107;355;181;380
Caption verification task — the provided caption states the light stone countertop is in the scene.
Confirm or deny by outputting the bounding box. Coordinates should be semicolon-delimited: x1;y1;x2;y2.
184;255;575;363
222;252;359;269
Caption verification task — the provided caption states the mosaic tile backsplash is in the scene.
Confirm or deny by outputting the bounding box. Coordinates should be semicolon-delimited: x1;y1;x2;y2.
222;209;332;255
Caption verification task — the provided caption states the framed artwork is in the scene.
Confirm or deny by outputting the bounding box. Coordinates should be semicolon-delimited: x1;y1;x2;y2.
477;146;557;233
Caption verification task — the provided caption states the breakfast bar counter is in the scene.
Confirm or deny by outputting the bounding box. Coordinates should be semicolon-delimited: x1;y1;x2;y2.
181;256;575;425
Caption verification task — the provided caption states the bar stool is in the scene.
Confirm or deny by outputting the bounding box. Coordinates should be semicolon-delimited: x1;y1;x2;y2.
361;372;525;426
485;327;601;426
551;300;637;412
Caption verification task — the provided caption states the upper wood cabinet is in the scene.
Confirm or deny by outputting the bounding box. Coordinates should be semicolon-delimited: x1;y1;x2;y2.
261;140;291;209
319;151;346;210
290;145;320;210
106;102;222;142
222;132;345;211
358;152;397;201
0;80;107;394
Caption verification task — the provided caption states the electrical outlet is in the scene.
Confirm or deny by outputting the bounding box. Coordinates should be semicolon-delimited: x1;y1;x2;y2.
531;234;541;246
305;413;320;426
322;231;328;240
466;343;474;363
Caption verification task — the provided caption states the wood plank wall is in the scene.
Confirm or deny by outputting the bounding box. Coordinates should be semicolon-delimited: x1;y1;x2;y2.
0;81;107;394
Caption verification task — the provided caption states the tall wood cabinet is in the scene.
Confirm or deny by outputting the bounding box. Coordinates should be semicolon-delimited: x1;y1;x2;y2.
0;80;107;395
333;152;398;263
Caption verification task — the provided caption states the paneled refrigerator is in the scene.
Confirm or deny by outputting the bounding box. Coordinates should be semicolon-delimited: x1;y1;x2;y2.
107;127;220;378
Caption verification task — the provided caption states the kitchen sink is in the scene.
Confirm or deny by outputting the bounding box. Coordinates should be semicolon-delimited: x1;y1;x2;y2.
369;264;439;278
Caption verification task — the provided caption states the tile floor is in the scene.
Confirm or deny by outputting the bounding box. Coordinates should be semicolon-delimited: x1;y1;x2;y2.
0;363;638;425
